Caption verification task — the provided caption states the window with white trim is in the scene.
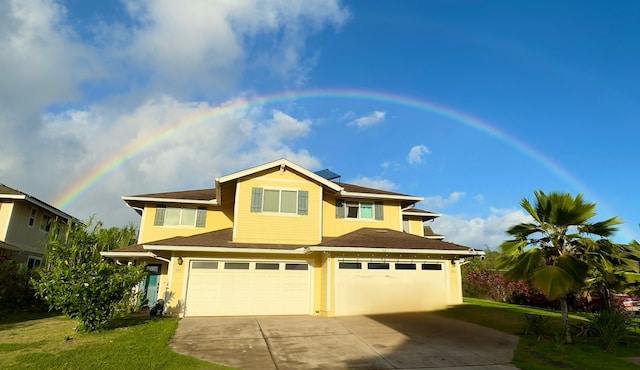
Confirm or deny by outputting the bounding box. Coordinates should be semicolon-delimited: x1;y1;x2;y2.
154;206;207;227
40;214;52;232
336;200;383;220
28;208;37;227
250;187;308;215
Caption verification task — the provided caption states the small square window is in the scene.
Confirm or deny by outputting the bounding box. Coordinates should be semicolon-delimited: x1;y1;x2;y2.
263;190;280;212
28;209;37;227
346;202;359;218
280;191;297;213
360;203;373;219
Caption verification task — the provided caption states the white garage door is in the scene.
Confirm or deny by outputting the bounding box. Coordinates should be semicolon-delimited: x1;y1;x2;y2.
184;260;311;316
335;260;447;316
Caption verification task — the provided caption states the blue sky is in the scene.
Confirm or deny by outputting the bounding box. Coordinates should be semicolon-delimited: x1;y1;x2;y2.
2;0;639;248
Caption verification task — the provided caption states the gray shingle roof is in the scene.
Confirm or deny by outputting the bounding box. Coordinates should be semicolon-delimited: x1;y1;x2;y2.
113;227;470;253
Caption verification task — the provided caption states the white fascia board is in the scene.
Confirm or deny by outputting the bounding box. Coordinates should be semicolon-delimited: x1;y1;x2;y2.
0;194;26;200
24;197;75;220
341;191;423;202
121;196;218;206
215;158;343;192
425;235;446;240
305;246;485;256
1;195;74;221
100;251;156;258
142;245;307;254
402;211;442;217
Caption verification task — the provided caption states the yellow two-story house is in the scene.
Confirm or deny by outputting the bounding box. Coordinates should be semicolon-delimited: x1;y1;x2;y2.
103;159;483;317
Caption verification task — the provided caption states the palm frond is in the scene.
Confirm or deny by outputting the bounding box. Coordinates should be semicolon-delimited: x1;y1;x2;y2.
501;248;544;281
532;265;576;300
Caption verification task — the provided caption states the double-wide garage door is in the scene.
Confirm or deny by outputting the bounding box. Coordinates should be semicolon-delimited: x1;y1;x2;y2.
184;260;311;316
335;260;447;316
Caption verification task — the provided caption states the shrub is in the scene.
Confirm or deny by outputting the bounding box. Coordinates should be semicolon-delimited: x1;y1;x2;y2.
522;313;552;340
34;260;145;331
0;257;45;311
32;220;145;332
589;308;632;352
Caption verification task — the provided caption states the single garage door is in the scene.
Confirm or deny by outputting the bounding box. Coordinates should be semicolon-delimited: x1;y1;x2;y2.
335;260;448;316
184;260;311;316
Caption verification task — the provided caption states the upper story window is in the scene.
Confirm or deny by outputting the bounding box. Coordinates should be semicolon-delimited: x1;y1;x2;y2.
40;214;52;232
28;208;37;227
250;187;308;215
336;200;384;220
154;206;207;227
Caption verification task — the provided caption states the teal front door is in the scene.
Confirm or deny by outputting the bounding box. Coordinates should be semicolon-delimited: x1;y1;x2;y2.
146;274;159;305
143;265;161;307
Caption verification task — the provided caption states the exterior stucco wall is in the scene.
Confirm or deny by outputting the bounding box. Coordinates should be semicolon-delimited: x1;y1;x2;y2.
406;217;425;237
322;195;402;237
232;168;322;244
138;204;233;244
3;201;51;255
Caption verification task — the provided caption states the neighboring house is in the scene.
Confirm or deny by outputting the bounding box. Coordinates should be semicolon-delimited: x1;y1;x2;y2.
102;159;483;317
0;184;76;267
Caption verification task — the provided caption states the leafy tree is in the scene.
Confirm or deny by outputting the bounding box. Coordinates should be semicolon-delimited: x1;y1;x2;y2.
33;219;145;331
497;191;622;344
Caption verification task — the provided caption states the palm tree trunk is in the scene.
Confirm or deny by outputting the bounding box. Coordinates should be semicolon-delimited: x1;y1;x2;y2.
560;294;573;344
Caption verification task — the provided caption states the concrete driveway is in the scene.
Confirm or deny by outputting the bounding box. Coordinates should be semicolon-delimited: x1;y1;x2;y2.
170;313;519;370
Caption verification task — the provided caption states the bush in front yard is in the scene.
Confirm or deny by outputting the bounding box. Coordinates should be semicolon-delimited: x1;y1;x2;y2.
32;220;145;332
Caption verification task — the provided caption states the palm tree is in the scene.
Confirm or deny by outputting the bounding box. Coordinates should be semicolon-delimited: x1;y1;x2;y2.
497;190;621;344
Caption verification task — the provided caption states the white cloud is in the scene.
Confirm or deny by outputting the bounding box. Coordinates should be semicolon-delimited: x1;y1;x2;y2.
422;192;466;210
348;111;386;128
348;176;398;191
117;0;349;93
0;0;348;227
431;207;534;249
0;0;99;115
407;144;430;164
5;96;320;226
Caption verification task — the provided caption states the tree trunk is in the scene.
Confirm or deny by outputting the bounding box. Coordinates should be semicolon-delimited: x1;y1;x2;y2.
560;294;573;344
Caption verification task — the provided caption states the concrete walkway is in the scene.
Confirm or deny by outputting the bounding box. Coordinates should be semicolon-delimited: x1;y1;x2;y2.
170;313;519;370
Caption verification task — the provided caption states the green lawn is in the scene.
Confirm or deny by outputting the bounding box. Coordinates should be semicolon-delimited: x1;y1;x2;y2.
436;298;640;370
0;312;231;370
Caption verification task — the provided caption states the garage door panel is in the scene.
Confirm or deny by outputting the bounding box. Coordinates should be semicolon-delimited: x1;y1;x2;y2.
185;260;311;317
335;261;447;316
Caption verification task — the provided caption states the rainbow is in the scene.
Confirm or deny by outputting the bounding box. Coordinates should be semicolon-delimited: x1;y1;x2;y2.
51;88;633;239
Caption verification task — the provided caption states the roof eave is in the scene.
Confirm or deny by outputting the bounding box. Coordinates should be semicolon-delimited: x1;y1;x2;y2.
142;245;307;254
340;191;423;202
100;251;156;258
215;159;343;192
122;196;218;206
402;211;442;217
305;246;484;256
